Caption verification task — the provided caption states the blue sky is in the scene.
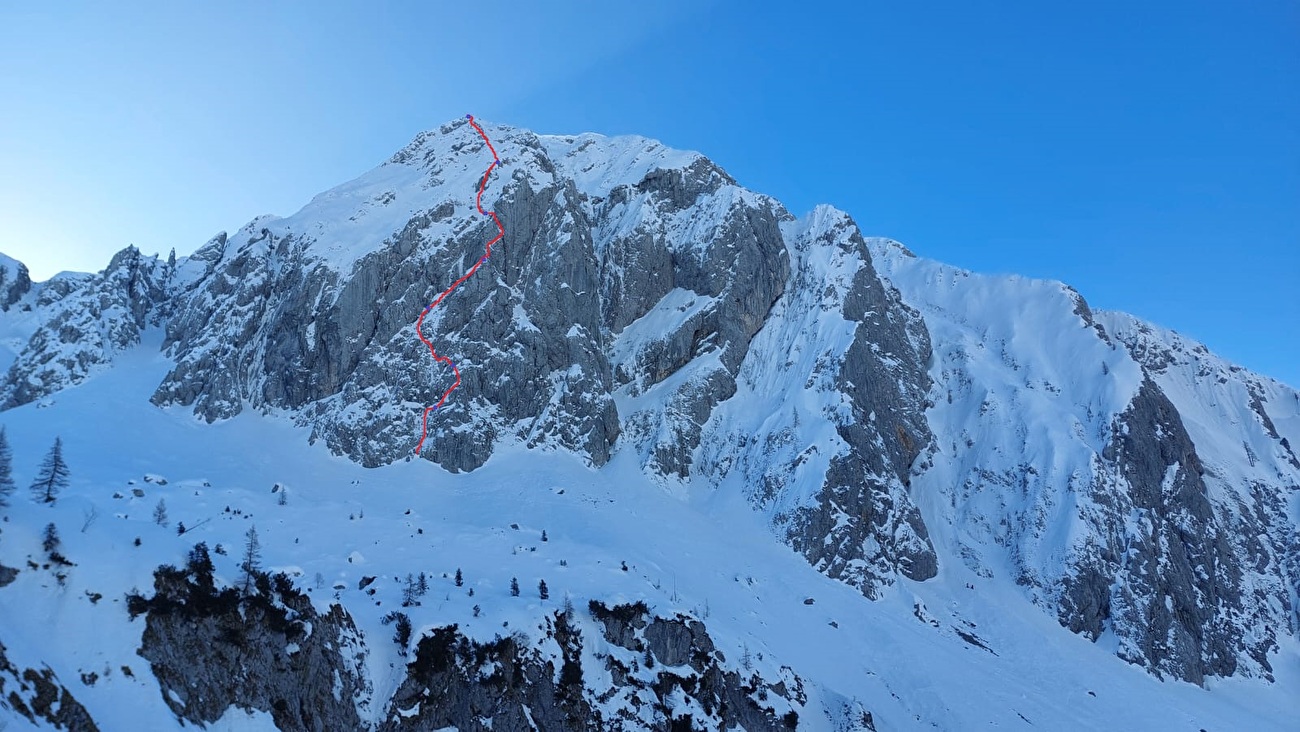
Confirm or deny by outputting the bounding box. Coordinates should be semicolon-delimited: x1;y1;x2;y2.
1;1;1296;385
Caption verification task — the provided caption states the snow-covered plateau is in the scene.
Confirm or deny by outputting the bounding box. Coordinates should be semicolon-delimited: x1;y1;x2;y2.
0;118;1295;730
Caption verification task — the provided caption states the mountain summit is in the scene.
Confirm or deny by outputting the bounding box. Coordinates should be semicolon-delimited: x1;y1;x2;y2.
0;119;1296;730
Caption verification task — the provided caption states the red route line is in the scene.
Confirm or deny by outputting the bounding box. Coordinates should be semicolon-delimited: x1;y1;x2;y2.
414;115;504;455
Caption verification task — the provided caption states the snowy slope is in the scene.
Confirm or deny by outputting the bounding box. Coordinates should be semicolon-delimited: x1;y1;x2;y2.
0;117;1297;729
0;335;1295;730
870;237;1300;684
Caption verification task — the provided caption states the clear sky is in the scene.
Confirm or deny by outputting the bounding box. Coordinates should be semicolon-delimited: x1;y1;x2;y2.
1;1;1296;385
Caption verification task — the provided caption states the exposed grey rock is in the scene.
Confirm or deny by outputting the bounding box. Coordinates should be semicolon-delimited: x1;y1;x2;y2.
788;234;938;592
0;254;32;311
129;557;371;730
2;118;1295;691
701;211;938;599
383;600;812;730
380;614;593;732
1058;377;1291;684
0;637;99;730
584;600;806;731
1;246;171;409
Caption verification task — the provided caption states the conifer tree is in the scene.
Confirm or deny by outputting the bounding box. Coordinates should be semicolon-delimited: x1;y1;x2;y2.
0;427;15;508
510;576;520;597
455;568;463;587
153;498;168;527
393;613;412;653
29;437;70;504
397;572;413;608
187;542;216;593
240;526;262;594
538;579;549;600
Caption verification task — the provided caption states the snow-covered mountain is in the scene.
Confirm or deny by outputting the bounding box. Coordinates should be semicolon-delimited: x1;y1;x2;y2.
0;118;1295;730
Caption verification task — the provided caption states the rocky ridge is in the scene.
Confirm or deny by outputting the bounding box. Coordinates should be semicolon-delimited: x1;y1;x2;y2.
0;118;1296;688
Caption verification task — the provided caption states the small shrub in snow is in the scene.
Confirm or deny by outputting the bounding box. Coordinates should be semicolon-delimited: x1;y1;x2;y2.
153;499;168;527
42;523;60;553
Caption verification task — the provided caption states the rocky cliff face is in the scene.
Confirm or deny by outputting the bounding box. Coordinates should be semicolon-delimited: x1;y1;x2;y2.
869;239;1300;685
0;246;170;409
127;547;371;730
124;556;814;732
0;637;98;731
0;254;32;312
0;118;1296;690
381;601;807;732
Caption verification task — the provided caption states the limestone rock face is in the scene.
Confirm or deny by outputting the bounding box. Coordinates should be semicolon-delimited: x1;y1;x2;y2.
0;254;32;311
2;119;1297;689
0;246;171;409
129;559;371;730
0;637;99;731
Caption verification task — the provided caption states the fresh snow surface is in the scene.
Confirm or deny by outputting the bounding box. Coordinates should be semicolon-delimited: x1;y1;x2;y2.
538;132;703;200
0;329;1296;730
185;121;722;282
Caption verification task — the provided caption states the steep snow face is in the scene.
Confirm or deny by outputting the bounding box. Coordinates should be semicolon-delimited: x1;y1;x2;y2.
699;207;936;599
1098;311;1300;668
871;238;1300;684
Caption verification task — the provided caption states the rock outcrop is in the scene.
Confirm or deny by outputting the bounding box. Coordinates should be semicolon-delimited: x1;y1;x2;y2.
0;637;99;731
127;545;371;730
3;119;1297;688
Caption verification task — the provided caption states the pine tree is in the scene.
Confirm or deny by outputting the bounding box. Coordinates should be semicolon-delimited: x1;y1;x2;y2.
240;526;262;594
454;568;463;587
393;613;412;654
29;437;70;504
402;573;419;607
510;577;520;597
417;572;429;596
541;529;548;542
0;427;15;508
153;498;168;527
187;543;216;593
538;579;549;600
